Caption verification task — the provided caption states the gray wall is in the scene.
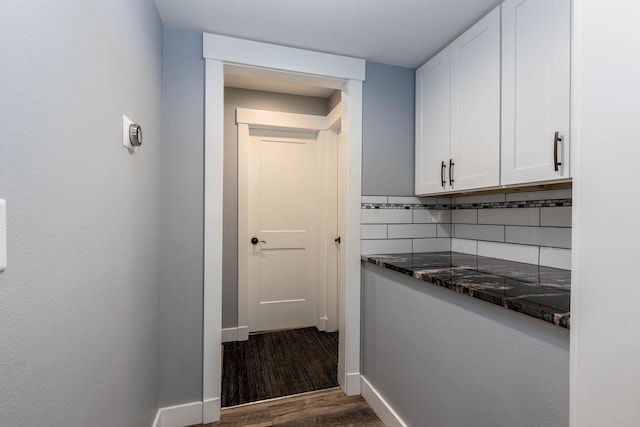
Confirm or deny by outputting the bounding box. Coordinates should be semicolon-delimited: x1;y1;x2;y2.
223;88;329;328
0;2;163;426
362;264;569;427
362;62;415;196
159;29;205;406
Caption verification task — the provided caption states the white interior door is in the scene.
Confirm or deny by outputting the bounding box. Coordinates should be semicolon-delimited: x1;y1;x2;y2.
247;128;319;332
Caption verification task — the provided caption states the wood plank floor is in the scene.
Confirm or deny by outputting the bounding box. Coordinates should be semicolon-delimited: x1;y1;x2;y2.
195;388;384;427
222;328;339;407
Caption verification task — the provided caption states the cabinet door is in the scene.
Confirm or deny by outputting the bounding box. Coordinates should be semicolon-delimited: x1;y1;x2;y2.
450;7;501;191
501;0;571;185
415;48;451;195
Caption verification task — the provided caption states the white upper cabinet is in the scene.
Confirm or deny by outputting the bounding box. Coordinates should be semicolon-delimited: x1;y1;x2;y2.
501;0;571;185
415;48;451;195
415;7;501;195
450;7;501;192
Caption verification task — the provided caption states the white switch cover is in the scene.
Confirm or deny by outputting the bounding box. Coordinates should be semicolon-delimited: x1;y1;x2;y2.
0;199;6;272
122;114;138;153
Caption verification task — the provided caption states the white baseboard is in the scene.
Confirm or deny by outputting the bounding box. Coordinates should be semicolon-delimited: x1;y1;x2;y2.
151;409;162;427
361;376;407;427
202;398;221;424
221;325;249;342
345;372;362;395
152;401;203;427
318;316;328;331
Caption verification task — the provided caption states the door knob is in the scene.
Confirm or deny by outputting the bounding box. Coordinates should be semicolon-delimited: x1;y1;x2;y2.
251;237;266;245
334;237;341;244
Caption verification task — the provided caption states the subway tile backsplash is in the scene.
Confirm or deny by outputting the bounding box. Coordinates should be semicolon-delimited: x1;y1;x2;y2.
388;223;437;239
540;206;572;227
451;209;477;224
451;238;478;255
361;208;412;224
413;238;451;252
453;224;505;242
361;188;572;269
361;224;387;240
477;241;540;265
477;207;539;226
539;247;572;270
505;226;572;249
413;209;451;224
361;238;412;255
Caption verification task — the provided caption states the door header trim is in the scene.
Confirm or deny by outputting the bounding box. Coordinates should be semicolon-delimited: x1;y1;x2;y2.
236;105;341;131
203;33;366;82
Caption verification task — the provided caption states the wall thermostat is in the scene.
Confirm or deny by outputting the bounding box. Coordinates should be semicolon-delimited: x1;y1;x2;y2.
122;115;142;153
129;123;142;147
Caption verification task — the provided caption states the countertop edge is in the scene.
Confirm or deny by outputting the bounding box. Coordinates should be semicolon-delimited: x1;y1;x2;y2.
361;254;570;329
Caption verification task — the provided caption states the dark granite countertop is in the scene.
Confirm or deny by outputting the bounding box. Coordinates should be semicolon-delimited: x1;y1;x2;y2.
362;252;571;329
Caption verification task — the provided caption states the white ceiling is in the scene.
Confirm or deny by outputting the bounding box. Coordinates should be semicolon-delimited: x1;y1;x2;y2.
154;0;503;69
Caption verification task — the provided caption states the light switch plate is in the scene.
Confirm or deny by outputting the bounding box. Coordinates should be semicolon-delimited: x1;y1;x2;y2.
122;114;138;153
0;199;6;272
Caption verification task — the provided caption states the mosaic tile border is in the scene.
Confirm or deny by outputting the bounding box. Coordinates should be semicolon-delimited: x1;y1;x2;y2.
361;198;572;210
453;198;572;210
361;203;450;210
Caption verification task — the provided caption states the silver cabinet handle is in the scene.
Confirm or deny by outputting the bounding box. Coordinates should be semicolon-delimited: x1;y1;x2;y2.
449;159;455;187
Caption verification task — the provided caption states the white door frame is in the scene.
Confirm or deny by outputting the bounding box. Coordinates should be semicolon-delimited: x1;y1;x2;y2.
237;107;341;337
203;33;365;423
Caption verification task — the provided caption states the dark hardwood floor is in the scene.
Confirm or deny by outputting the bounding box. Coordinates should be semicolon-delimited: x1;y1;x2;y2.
221;327;339;407
197;388;384;427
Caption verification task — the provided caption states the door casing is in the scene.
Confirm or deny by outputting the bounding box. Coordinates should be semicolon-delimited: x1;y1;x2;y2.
202;33;365;423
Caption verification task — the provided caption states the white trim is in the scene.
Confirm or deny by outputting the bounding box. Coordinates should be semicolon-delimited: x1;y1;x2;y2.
318;316;328;331
204;35;364;422
203;33;365;82
569;0;580;426
340;80;363;395
151;409;162;427
224;387;342;410
202;398;220;424
345;372;362;396
236;108;326;131
221;326;249;343
152;402;203;427
326;103;342;130
317;128;339;333
361;376;408;427
236;106;343;132
203;58;224;425
236;123;250;338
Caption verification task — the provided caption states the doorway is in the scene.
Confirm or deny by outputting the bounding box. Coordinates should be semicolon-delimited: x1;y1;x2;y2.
203;33;364;423
222;107;342;407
